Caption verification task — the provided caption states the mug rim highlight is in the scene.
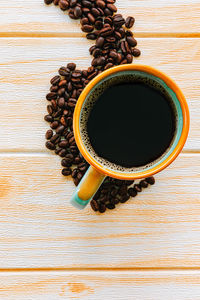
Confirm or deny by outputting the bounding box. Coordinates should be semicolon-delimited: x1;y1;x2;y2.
73;64;190;180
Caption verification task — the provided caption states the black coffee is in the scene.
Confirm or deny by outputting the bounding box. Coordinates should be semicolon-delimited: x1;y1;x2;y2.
87;82;175;168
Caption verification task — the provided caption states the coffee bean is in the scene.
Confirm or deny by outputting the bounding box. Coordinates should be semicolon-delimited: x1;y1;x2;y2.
86;33;97;40
106;203;115;210
47;105;53;115
62;167;72;176
140;180;148;188
126;36;137;47
59;0;69;10
125;16;135;28
99;204;106;213
46;92;57;101
46;141;56;150
50;75;61;85
44;0;53;4
45;129;53;140
73;177;80;186
99;26;113;37
96;36;105;48
59;140;69;148
74;6;82;17
134;184;142;193
113;15;125;27
132;48;141;57
90;199;99;212
146;176;155;185
128;188;137;197
50;121;59;129
96;0;106;9
59;66;70;76
50;134;61;144
107;3;117;12
120;194;130;203
87;12;95;24
58;97;65;108
44;115;53;122
70;0;77;7
67;62;76;70
82;24;94;32
126;54;133;63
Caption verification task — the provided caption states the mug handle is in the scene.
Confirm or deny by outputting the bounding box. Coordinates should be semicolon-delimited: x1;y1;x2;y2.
70;166;106;210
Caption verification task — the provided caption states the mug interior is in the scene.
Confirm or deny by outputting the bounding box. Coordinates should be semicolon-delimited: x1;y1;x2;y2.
79;70;183;176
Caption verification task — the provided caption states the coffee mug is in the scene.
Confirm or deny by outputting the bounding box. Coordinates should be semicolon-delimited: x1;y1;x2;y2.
71;64;190;209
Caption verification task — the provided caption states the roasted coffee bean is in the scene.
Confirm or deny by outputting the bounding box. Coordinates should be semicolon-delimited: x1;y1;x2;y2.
128;188;137;197
132;48;141;57
87;12;95;23
90;199;99;212
134;184;142;193
96;36;105;48
119;185;127;196
65;153;74;162
104;8;113;16
125;180;134;186
46;92;57;101
95;20;103;30
47;105;53;115
74;6;82;17
50;121;59;129
45;141;56;150
44;115;53;122
72;177;79;186
59;140;69;148
113;15;125;27
99;26;113;37
140;180;148;188
99;204;106;213
125;16;135;28
62;167;72;176
107;3;117;12
50;85;59;92
44;0;53;4
56;125;65;134
104;62;113;70
59;0;69;10
146;176;155;185
120;194;130;203
126;54;133;63
67;62;76;70
126;36;137;47
51;99;57;110
96;0;106;9
50;134;61;144
50;75;60;85
58;97;65;108
70;0;77;7
86;33;97;40
82;24;94;32
59;66;70;76
106;203;115;210
45;129;53;140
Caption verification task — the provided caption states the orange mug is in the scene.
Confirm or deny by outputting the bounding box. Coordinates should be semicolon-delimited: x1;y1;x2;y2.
71;64;190;209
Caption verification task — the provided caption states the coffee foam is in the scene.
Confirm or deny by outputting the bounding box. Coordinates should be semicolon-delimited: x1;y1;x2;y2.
80;71;178;174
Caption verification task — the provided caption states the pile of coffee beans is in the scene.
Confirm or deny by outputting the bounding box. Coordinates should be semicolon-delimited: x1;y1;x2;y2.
91;176;155;213
44;0;155;213
44;0;141;69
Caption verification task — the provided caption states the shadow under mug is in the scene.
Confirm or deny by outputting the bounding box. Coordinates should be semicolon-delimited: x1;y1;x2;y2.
71;64;190;210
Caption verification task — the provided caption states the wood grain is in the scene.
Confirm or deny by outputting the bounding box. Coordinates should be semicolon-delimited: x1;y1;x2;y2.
1;0;200;35
0;271;200;300
0;153;199;269
0;37;199;152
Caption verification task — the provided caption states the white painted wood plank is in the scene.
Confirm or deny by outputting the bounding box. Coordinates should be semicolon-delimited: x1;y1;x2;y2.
0;271;200;300
0;153;199;268
0;38;199;151
0;0;200;35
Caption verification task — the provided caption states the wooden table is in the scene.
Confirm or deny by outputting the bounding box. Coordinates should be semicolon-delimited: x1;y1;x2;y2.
0;1;200;298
